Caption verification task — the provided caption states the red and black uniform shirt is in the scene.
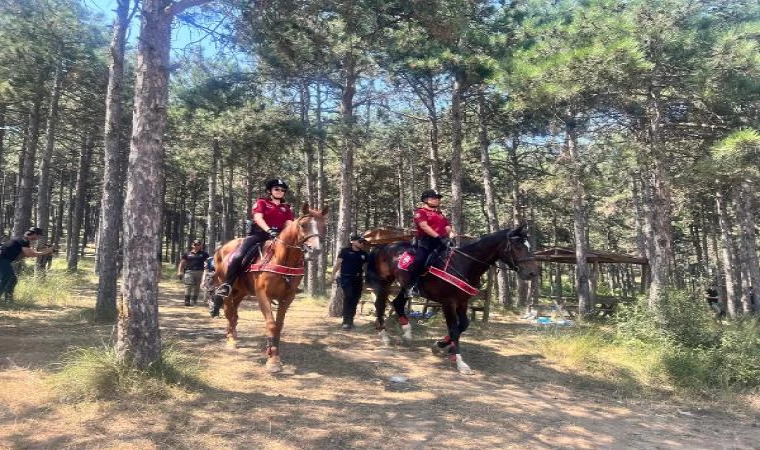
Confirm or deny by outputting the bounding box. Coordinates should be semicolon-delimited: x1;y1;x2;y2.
413;207;449;238
251;198;295;231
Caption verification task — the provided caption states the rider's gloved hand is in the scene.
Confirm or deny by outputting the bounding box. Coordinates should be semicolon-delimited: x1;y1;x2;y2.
267;228;280;238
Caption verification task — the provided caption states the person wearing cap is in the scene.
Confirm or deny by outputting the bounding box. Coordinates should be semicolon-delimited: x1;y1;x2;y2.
404;190;456;297
0;227;54;303
332;233;368;330
177;239;209;306
213;178;295;306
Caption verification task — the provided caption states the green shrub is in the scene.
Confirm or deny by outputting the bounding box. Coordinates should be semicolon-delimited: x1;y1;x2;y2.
716;317;760;387
52;342;202;402
616;290;717;349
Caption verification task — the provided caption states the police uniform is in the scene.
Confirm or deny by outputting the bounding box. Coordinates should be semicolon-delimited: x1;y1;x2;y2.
336;244;368;327
404;190;451;295
214;179;294;302
0;237;30;301
180;248;209;305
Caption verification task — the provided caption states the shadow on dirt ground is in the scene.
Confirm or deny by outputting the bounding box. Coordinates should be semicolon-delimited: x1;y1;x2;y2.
1;279;758;449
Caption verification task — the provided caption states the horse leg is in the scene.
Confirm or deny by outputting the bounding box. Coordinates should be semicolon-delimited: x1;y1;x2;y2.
373;285;391;346
256;289;283;373
432;301;473;374
450;303;472;374
224;294;243;349
391;291;413;343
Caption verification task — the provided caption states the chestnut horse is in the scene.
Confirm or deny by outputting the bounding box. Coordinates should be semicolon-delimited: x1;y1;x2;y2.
365;225;539;374
213;203;328;373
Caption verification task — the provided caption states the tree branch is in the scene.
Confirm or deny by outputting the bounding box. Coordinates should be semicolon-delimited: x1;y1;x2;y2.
167;0;214;17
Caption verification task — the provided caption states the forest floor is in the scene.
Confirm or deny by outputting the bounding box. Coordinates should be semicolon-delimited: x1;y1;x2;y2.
1;277;759;450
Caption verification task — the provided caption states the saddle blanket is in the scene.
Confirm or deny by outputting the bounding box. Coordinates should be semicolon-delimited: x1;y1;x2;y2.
398;251;415;270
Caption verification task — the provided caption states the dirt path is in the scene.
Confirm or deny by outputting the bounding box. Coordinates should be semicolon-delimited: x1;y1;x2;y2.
1;282;758;449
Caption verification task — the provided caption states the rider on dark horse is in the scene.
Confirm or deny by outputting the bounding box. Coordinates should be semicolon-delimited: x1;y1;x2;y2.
404;189;457;297
212;178;294;315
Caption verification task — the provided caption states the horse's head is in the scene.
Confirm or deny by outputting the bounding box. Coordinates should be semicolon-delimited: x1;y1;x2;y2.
294;202;328;261
500;224;539;280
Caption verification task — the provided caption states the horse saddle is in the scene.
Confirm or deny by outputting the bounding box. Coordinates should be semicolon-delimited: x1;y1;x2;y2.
242;242;269;270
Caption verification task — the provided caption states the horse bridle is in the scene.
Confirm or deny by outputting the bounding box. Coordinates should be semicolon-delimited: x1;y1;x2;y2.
450;237;534;271
274;216;321;252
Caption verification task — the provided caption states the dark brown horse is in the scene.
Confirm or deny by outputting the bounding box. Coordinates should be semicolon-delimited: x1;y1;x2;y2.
213;203;328;373
366;225;538;374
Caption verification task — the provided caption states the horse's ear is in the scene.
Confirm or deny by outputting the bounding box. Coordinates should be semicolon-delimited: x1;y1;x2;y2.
301;202;310;215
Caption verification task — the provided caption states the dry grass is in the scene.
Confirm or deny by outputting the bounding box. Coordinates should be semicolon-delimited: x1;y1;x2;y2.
1;274;759;449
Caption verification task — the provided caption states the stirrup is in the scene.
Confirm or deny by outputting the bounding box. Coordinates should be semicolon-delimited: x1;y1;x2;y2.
404;284;419;298
215;283;232;297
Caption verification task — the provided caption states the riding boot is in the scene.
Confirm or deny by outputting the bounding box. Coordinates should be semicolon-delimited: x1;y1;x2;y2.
184;295;191;306
215;237;261;297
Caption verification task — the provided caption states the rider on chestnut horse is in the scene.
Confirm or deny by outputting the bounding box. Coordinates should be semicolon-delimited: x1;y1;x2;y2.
211;178;294;316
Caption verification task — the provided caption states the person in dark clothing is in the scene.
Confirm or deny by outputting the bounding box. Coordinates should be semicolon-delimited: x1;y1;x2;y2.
332;234;368;330
0;227;54;303
202;254;217;315
403;189;456;297
177;239;209;306
212;179;294;316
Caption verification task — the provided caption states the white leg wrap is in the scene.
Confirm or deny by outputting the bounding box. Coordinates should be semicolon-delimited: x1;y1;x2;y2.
379;329;391;346
401;323;413;341
455;354;473;375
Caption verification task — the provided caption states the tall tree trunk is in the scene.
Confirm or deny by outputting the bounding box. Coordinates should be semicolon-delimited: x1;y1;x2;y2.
477;91;497;321
302;82;319;297
205;136;219;248
506;137;524;307
53;169;66;253
565;115;591;314
13;82;44;237
426;75;440;190
95;0;130;321
328;58;357;317
118;0;175;369
36;60;65;273
315;83;327;295
736;181;759;313
645;90;674;307
449;70;465;241
67;133;92;271
716;187;739;318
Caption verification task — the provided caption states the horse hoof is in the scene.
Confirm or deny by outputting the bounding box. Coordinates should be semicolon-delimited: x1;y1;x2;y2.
401;323;413;343
454;354;473;375
266;360;283;373
431;342;452;356
378;330;391;346
226;338;238;349
457;364;474;375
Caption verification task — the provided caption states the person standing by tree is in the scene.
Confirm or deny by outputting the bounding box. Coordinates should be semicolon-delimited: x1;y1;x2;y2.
332;234;368;330
177;239;209;306
0;227;54;303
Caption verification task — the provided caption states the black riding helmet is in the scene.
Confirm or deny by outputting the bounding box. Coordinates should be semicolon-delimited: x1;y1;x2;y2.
265;178;289;192
420;189;443;202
